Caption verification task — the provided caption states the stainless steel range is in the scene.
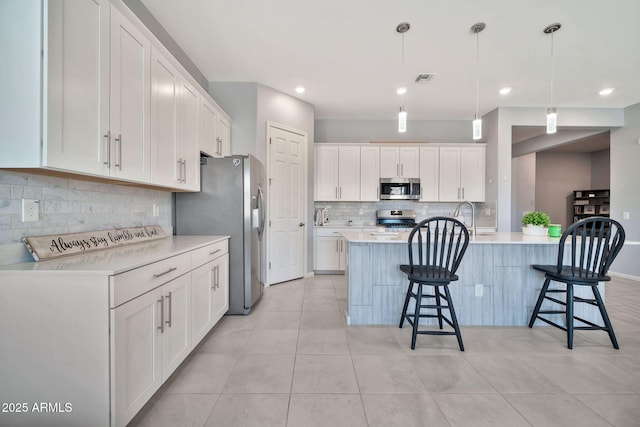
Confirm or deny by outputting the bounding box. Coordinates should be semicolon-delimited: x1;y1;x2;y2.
376;209;417;230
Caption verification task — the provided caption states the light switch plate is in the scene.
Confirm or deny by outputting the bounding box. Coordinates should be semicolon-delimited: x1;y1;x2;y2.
22;199;40;222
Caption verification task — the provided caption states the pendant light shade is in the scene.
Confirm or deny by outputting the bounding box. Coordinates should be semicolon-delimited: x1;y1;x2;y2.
396;22;410;133
544;23;561;134
471;23;485;140
398;106;407;133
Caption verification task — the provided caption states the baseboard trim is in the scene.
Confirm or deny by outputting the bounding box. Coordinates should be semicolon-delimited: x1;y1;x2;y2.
610;271;640;282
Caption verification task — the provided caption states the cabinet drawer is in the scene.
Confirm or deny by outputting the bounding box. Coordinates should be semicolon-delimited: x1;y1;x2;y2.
110;252;191;308
191;240;228;269
315;228;350;237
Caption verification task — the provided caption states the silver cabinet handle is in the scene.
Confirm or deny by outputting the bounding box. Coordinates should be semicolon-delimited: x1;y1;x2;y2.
457;188;461;200
336;239;339;252
209;249;222;255
216;265;220;289
211;265;217;289
462;187;465;199
114;134;122;169
177;158;182;182
182;159;187;183
166;291;172;327
153;267;177;278
157;297;164;333
339;187;342;199
103;131;111;167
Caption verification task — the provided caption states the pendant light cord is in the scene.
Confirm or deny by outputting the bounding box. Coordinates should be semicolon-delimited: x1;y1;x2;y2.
550;31;555;107
475;31;480;120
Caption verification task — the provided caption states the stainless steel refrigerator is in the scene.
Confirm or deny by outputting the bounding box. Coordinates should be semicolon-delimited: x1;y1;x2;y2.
174;155;265;314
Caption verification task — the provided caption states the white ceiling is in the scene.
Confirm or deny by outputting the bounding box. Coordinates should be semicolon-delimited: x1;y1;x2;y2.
140;0;640;121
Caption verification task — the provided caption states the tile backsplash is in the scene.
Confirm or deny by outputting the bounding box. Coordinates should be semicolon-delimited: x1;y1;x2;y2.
314;200;497;228
0;170;172;265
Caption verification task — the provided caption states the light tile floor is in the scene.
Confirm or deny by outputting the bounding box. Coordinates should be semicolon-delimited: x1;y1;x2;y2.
129;275;640;427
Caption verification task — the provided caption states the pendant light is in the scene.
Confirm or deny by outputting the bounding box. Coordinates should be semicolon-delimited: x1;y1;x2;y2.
396;22;410;133
544;23;561;134
470;23;485;140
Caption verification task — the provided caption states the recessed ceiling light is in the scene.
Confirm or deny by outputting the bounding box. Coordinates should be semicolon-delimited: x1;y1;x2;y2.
498;87;512;95
295;86;305;94
599;88;614;96
396;87;407;95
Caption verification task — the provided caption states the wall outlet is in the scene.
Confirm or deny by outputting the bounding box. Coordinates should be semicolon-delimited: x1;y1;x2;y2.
22;199;40;222
359;208;364;215
475;283;483;297
623;211;630;220
153;204;160;217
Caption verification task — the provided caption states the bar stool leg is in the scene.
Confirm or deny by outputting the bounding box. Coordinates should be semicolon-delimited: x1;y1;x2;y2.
444;285;464;351
399;280;413;328
529;278;551;328
592;285;619;349
566;284;574;349
434;286;444;329
411;283;422;350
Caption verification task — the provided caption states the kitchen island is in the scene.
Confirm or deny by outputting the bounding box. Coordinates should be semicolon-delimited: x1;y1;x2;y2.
342;231;608;327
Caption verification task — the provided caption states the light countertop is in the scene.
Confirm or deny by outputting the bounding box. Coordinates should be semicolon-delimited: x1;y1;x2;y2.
341;231;639;245
0;235;229;274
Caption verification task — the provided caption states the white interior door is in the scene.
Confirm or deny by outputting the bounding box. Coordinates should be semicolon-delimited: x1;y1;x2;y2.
268;125;307;284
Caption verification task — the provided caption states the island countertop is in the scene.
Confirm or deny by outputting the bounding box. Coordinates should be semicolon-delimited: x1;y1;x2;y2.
340;231;563;244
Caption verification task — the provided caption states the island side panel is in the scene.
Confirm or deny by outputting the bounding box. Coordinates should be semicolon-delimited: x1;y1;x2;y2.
346;239;605;327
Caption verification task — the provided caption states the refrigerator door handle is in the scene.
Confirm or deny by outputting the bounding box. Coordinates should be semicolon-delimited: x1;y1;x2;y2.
257;185;266;239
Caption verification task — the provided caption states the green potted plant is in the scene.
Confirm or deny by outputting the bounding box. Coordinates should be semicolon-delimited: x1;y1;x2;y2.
521;211;551;236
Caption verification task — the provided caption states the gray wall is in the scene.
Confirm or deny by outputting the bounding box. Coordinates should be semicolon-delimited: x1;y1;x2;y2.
209;82;316;278
0;171;172;265
535;151;592;230
591;149;611;189
610;103;640;278
315;119;472;143
511;153;536;231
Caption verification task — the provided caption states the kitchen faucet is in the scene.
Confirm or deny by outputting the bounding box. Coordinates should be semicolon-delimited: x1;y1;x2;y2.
453;201;476;236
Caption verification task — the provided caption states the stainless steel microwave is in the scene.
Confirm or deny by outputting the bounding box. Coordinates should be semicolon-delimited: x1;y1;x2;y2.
379;178;421;200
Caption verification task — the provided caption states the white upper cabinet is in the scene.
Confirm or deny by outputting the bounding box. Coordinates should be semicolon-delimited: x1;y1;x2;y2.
198;99;217;156
439;145;485;202
45;0;111;176
199;99;231;158
380;146;419;178
360;146;380;201
315;145;360;201
150;47;179;188
109;6;151;182
216;116;231;157
1;0;230;191
419;146;439;201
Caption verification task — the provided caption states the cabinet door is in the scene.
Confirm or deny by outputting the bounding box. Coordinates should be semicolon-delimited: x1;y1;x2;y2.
217;116;231;157
460;146;485;202
380;147;400;178
198;100;217;157
338;146;360;201
419;147;439;201
315;146;339;201
360;146;380;201
315;236;341;270
112;287;162;427
109;6;151;183
191;261;215;346
161;274;191;381
177;79;199;191
150;47;178;187
46;0;110;175
399;147;420;178
212;253;229;324
439;146;462;201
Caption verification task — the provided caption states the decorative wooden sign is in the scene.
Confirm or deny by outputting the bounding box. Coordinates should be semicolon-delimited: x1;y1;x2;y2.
23;226;166;261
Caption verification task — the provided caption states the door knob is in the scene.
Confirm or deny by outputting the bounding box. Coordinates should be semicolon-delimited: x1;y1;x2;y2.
299;222;305;227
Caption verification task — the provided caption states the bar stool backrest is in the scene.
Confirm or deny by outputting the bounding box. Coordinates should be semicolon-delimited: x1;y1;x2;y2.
407;216;470;278
557;217;625;278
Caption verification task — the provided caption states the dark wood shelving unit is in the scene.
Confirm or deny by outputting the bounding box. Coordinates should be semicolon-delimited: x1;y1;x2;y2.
571;189;610;224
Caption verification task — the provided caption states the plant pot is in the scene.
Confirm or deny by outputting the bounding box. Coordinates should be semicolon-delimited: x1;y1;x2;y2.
522;224;548;236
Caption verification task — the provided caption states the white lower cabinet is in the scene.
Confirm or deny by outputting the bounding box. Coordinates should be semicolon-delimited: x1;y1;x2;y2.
0;237;228;427
315;228;349;271
191;252;229;345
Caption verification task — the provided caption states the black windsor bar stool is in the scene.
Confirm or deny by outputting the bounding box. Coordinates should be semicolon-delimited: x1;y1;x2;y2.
528;217;626;349
399;216;470;351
